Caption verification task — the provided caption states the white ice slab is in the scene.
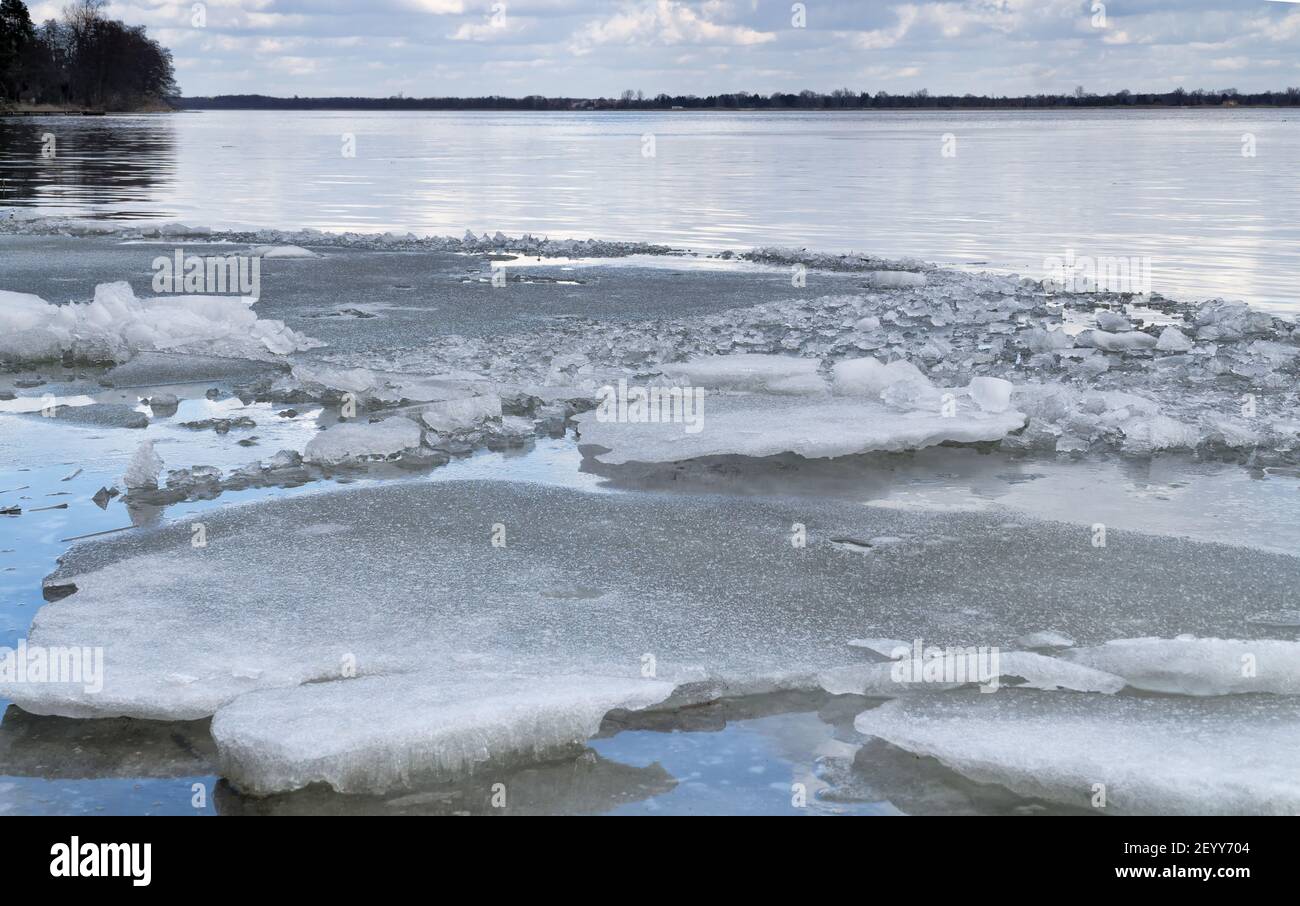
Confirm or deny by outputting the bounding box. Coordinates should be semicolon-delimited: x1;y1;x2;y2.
576;394;1025;464
7;482;1298;791
854;693;1300;815
1060;637;1300;695
212;672;673;795
302;417;423;465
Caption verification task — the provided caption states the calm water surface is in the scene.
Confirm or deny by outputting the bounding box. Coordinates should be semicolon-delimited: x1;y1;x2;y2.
1;108;1297;309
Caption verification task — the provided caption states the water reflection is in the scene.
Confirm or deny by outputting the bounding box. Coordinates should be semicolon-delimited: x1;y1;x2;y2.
0;108;1296;309
0;115;176;218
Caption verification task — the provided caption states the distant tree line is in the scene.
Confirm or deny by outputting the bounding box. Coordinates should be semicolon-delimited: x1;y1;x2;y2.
177;86;1300;112
0;0;177;110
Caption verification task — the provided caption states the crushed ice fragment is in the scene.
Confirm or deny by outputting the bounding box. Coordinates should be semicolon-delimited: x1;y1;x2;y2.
123;441;164;491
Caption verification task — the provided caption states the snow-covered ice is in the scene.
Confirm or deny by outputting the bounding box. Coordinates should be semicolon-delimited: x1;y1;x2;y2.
4;480;1298;795
1015;631;1075;650
212;673;673;795
1060;637;1300;695
576;393;1026;464
816;650;1124;696
854;693;1300;815
576;356;1025;464
0;282;321;365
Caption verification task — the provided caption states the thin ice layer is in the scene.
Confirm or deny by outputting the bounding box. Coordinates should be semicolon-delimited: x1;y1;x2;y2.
853;693;1300;815
212;672;673;795
1060;637;1300;695
576;394;1026;464
817;650;1125;696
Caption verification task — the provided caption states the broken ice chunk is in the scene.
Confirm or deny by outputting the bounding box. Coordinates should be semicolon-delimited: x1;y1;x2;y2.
575;394;1025;464
966;377;1013;414
1021;328;1073;353
1155;326;1194;353
1095;311;1131;332
303;418;423;465
1119;414;1200;455
831;357;930;400
419;395;502;433
1077;329;1156;352
853;693;1300;815
0;282;321;365
123;440;164;490
289;363;379;397
212;673;674;795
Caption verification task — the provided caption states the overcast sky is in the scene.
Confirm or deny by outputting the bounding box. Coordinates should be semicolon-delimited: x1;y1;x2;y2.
32;0;1300;98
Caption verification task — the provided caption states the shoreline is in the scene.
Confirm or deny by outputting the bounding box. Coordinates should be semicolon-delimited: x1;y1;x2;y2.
0;103;175;117
166;103;1296;113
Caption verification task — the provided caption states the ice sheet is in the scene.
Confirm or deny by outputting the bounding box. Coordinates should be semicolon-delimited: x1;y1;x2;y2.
212;672;673;795
1060;637;1300;695
7;480;1297;733
817;650;1124;696
854;693;1300;815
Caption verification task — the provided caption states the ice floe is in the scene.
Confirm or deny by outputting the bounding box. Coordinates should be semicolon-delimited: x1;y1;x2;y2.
576;393;1025;464
1060;637;1300;696
6;481;1298;793
212;673;673;795
817;650;1124;696
853;693;1300;815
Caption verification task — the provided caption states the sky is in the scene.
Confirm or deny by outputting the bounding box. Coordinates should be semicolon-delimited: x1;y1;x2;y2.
27;0;1300;98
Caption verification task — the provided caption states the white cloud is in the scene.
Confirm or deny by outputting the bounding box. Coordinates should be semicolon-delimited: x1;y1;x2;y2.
402;0;466;13
53;0;1300;99
570;0;775;54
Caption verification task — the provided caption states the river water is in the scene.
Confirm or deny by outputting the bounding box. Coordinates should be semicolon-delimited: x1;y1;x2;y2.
2;108;1297;311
